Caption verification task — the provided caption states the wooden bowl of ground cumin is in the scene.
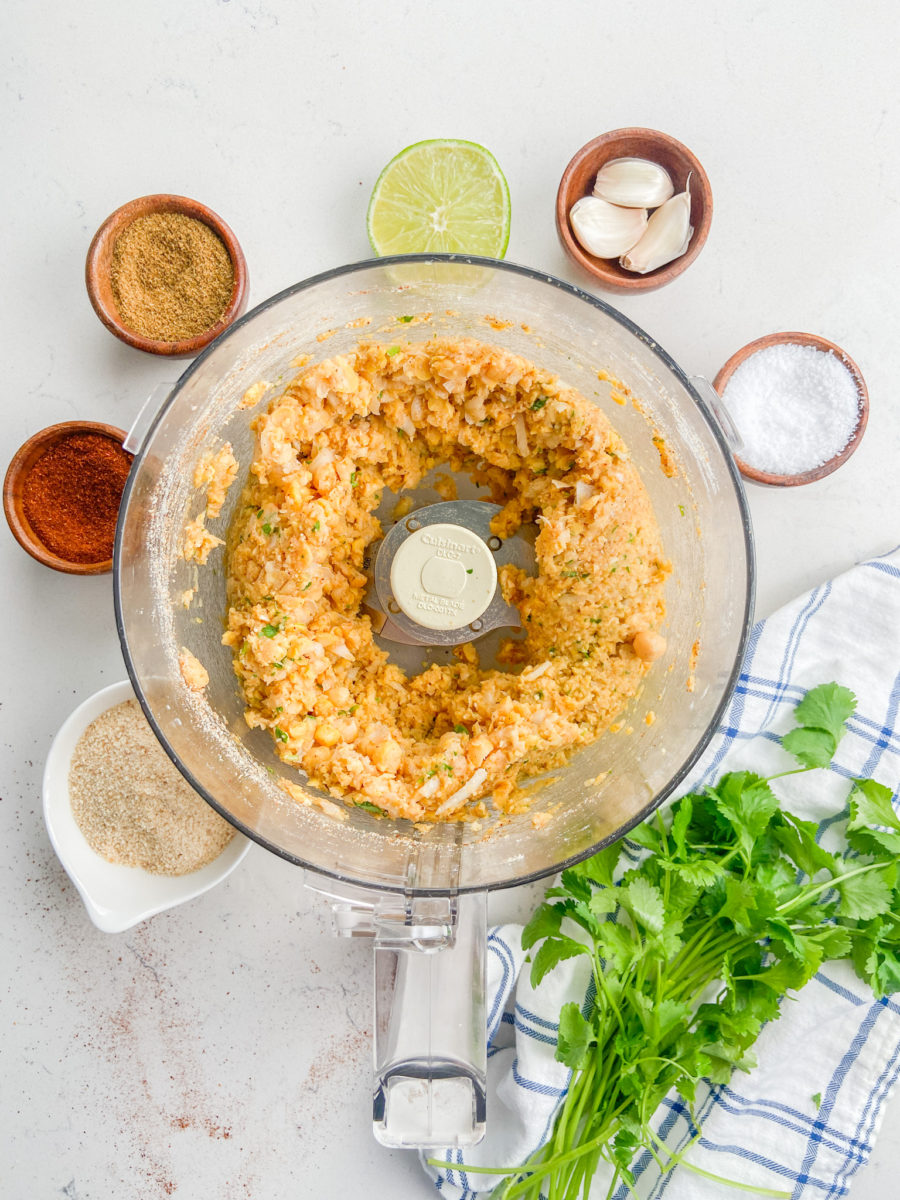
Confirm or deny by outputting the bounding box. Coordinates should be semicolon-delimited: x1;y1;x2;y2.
85;194;248;356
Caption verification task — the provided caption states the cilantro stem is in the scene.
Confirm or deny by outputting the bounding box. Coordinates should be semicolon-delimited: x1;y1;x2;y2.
425;1160;516;1176
777;859;885;915
603;1165;621;1200
493;1103;631;1199
669;921;719;981
652;1147;792;1195
647;1129;790;1197
595;956;626;1036
674;1165;790;1198
553;1055;596;1159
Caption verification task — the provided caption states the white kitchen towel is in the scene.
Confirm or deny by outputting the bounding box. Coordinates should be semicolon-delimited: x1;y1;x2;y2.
424;545;900;1199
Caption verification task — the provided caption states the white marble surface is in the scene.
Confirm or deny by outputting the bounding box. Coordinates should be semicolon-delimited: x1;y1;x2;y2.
3;2;899;1196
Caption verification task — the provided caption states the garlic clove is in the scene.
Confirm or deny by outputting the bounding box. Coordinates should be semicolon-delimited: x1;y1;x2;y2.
568;195;648;260
593;157;675;209
619;180;693;274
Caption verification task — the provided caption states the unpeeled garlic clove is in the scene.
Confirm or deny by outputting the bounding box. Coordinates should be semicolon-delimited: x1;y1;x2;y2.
593;157;675;209
569;195;647;259
619;181;693;274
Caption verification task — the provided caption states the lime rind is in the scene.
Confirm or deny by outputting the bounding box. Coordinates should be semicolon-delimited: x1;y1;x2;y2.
367;138;511;259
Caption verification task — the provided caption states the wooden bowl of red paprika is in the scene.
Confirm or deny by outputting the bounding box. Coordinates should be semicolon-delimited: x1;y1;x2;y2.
3;422;133;575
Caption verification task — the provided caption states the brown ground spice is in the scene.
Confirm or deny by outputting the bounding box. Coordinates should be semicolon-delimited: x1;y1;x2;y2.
69;700;235;875
110;211;234;342
23;433;132;563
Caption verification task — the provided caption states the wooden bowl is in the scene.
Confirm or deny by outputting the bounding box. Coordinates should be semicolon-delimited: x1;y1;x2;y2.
85;194;248;357
713;332;869;487
3;421;131;574
556;128;712;293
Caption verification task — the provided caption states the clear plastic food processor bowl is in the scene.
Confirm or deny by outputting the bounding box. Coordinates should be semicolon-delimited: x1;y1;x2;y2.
114;256;753;1149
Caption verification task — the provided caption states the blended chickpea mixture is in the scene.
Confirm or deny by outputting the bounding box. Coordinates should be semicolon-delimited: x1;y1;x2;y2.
224;338;669;822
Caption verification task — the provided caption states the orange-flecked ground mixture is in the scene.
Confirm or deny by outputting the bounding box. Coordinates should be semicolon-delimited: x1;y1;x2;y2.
225;339;669;822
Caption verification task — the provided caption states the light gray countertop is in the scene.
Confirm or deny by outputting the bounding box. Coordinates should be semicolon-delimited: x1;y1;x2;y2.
4;2;899;1196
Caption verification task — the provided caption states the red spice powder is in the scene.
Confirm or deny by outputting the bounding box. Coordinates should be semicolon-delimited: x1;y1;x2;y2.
22;433;133;564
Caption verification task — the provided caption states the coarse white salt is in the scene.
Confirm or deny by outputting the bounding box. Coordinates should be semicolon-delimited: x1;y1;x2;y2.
722;342;860;476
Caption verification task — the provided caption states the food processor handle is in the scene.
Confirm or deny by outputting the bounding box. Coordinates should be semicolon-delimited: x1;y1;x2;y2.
371;889;487;1149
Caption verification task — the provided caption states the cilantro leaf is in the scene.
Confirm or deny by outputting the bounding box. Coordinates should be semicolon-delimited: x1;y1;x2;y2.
521;902;562;951
719;877;767;932
817;926;853;959
355;800;385;815
847;825;900;859
781;726;837;769
712;772;780;856
529;936;590;988
644;922;684;962
559;866;593;904
793;682;857;742
556;1002;595;1069
671;859;724;887
772;814;839;877
765;919;824;976
627;822;667;856
652;997;693;1045
595;921;638;972
587;890;618;917
849;778;900;833
670;796;692;857
836;864;896;921
867;945;900;999
752;955;811;993
574;843;623;889
618;878;665;935
849;920;900;997
611;1127;639;1174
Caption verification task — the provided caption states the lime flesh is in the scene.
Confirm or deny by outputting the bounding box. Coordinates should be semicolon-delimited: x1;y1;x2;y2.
367;139;511;258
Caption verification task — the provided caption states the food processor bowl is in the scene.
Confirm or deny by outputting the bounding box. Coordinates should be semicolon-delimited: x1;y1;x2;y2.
114;256;753;1146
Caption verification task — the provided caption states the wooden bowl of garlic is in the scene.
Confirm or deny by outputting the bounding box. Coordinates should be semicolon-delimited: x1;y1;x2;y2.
556;128;713;293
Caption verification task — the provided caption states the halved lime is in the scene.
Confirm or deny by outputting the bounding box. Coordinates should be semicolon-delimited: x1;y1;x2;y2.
367;139;511;258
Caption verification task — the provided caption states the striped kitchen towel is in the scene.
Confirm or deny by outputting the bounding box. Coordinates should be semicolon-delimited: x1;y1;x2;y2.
424;545;900;1199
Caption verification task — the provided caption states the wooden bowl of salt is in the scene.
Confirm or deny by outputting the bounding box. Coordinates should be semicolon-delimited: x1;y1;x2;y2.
713;332;869;487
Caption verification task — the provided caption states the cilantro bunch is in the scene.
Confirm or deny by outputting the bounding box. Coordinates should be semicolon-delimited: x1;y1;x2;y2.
431;684;900;1199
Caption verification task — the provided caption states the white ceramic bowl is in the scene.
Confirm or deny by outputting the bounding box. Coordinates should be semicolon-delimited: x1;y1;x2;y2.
43;679;251;932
